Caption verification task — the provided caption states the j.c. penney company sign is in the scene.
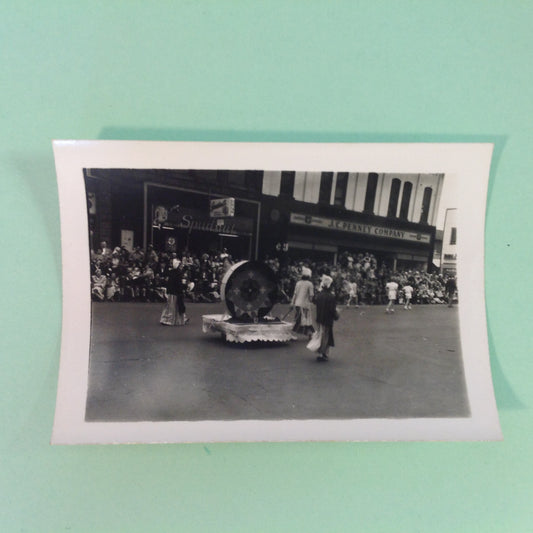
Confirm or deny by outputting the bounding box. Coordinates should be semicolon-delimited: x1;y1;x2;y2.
290;213;431;244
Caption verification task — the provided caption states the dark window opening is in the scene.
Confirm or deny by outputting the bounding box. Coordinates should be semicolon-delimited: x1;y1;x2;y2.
202;170;218;184
334;172;348;207
420;186;433;224
319;172;334;204
227;170;246;188
450;227;457;245
387;178;401;218
217;169;229;185
364;173;378;213
399;182;412;219
245;170;263;193
280;171;295;196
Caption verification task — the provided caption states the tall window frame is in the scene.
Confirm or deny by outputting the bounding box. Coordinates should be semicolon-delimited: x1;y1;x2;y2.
399;181;412;219
450;227;457;245
420;186;433;224
333;172;348;207
319;172;334;204
363;172;379;213
279;171;295;196
387;178;401;218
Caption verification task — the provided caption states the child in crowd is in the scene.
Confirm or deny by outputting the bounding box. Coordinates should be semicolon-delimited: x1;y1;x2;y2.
402;283;413;310
346;278;359;307
385;277;399;313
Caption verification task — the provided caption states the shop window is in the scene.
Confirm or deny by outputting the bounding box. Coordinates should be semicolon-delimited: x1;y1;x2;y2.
319;172;334;204
387;178;401;218
334;172;348;207
399;182;412;219
420;186;433;224
279;171;296;196
450;227;457;245
363;172;378;213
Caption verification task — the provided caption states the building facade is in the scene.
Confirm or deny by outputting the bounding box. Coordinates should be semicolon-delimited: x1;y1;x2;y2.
84;168;443;272
440;208;458;274
261;171;444;271
84;168;263;260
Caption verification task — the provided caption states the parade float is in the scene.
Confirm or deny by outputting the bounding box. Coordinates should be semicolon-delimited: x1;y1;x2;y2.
201;260;295;343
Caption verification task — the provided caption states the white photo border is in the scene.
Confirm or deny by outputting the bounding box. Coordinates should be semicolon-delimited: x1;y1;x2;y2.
51;141;501;444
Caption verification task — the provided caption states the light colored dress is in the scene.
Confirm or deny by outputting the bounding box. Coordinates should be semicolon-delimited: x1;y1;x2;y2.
91;274;107;301
291;279;315;334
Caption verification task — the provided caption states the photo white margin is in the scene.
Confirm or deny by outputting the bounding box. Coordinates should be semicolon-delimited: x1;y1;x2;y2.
51;140;502;444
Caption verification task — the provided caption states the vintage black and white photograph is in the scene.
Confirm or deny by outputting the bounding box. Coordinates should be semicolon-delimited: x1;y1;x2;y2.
52;141;501;443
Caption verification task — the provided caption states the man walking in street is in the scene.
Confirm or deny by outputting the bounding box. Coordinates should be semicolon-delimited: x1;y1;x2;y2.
445;276;457;307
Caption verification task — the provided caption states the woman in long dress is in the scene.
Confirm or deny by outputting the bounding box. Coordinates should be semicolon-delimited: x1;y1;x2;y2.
160;259;189;326
291;267;315;337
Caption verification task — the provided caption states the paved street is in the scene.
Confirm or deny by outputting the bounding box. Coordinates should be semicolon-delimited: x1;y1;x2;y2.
86;301;469;421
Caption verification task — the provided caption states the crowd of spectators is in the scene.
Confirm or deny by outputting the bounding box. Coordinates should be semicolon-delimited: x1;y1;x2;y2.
90;242;456;306
269;251;454;306
90;241;229;303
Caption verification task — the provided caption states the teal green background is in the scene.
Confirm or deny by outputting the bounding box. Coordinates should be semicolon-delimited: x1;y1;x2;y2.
1;1;531;531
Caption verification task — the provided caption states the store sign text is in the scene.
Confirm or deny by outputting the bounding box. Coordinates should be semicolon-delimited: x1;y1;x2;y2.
153;204;252;235
290;213;431;243
156;214;239;234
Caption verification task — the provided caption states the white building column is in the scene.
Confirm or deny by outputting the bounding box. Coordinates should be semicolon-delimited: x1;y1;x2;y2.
329;172;338;205
374;173;385;214
410;174;422;222
262;171;282;196
396;181;405;218
377;174;393;216
303;171;321;203
428;173;444;226
353;173;366;212
345;173;357;210
293;171;306;201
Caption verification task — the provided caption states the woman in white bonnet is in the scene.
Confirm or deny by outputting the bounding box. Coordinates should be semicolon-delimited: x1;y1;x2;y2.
290;266;315;337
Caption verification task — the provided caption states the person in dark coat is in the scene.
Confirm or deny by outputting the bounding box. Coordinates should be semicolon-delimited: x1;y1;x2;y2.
445;276;457;307
314;275;339;362
160;259;189;326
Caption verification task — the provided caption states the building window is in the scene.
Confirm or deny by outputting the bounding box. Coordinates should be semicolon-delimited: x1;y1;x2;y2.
399;181;412;219
217;169;229;185
420;186;433;224
227;170;247;188
334;172;348;207
245;170;263;193
319;172;334;204
202;170;218;184
450;227;457;245
363;173;378;213
280;171;295;196
387;178;401;218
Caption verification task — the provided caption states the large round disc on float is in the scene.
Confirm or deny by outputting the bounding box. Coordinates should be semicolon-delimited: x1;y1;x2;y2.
220;260;278;322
